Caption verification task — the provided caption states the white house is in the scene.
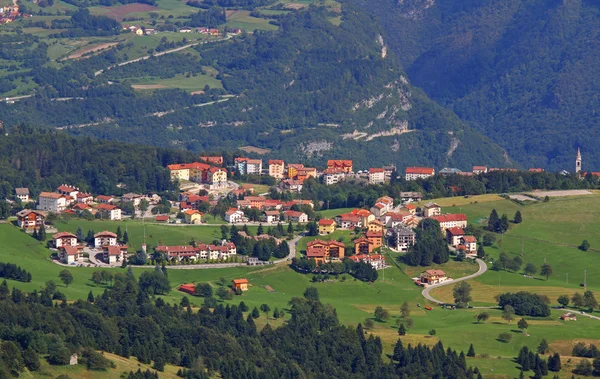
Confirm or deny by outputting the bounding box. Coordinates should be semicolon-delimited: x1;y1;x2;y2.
15;188;29;202
368;168;386;184
225;208;247;223
103;245;128;264
37;192;68;213
60;245;82;264
283;210;308;223
94;231;118;248
96;204;122;220
53;232;78;248
405;167;435;181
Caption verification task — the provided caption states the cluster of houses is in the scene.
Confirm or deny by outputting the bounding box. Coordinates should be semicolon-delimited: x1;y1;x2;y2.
0;4;28;24
52;230;128;265
224;197;313;224
168;161;228;189
179;277;248;296
154;240;237;262
302;193;477;271
28;184;153;219
124;25;237;36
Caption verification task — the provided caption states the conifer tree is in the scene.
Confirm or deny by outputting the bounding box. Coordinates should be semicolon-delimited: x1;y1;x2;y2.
38;223;46;241
514;210;523;223
116;226;122;241
467;344;475;357
398;324;406;336
123;231;129;244
87;291;94;303
487;209;499;231
76;226;84;242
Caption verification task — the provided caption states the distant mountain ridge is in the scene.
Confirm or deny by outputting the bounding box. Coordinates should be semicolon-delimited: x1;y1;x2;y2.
347;0;600;171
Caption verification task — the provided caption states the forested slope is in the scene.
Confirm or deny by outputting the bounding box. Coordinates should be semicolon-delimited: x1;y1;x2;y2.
0;6;511;171
348;0;600;171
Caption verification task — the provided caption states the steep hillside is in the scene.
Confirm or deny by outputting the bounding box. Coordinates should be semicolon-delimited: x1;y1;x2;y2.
0;6;511;170
348;0;600;171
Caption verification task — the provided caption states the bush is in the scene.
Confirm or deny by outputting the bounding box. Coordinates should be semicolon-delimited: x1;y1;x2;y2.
580;240;591;251
497;333;512;343
83;348;112;371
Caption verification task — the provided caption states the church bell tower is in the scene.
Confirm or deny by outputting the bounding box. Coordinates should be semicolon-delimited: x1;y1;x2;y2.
576;147;582;174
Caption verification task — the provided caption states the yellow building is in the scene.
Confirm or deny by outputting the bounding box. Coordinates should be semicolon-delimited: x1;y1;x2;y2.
318;219;336;235
209;168;228;184
268;160;285;179
184;210;203;224
368;220;384;234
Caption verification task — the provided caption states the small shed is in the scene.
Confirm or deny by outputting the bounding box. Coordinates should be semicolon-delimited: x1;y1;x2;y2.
69;353;78;365
561;312;577;321
232;278;249;291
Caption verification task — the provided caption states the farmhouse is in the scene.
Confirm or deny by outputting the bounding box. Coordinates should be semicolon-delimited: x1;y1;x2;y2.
306;239;345;265
94;231;118;248
59;245;83;264
419;269;448;285
318;219;336;235
405;167;435;181
232;278;249;291
103;245;128;264
15;188;29;202
390;225;416;252
53;232;78;248
16;209;46;230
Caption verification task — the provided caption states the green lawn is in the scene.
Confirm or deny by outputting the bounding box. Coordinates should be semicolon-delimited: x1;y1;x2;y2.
131;73;222;91
226;10;279;31
317;207;354;219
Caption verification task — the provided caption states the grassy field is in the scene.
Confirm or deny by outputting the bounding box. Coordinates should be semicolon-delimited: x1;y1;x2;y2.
226;10;279;31
131;72;222;91
429;194;600;306
317;207;354;219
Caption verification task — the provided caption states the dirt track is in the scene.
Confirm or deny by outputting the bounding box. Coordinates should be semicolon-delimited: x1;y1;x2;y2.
529;189;593;197
66;42;119;60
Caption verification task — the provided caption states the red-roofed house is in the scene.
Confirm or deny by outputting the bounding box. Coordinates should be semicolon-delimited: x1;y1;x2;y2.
56;184;79;200
336;213;362;229
419;269;448;285
94;231;117;248
262;210;281;224
528;168;544;173
38;192;68;213
366;231;383;250
431;214;468;231
283;210;308;223
327;160;353;173
53;232;78;248
370;202;388;218
318;219;336;235
472;166;488;174
351;209;375;226
446;227;465;246
405;167;435;181
354;236;373;255
232;278;249;291
179;283;196;295
96;195;116;204
103;245;128;264
461;235;477;253
306;240;345;265
76;192;93;204
368;168;386;184
200;156;224;165
16;210;46;230
155;215;169;223
59;245;83;264
183;209;203;224
96;203;122;220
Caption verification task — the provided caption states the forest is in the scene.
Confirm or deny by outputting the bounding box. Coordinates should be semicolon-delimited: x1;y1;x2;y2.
348;0;600;171
0;126;197;198
0;272;479;378
0;6;512;171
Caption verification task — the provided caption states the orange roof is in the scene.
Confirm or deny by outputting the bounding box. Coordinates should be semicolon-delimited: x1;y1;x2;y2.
462;235;477;243
528;168;544;172
96;203;117;210
424;269;446;276
62;245;80;256
53;232;76;239
327;160;352;167
184;209;202;215
405;167;434;175
307;239;345;248
269;160;284;165
232;278;248;284
57;185;77;192
167;162;211;171
96;195;114;201
369;168;385;173
353;237;371;244
446;227;465;235
155;215;169;221
365;231;382;238
351;209;372;217
39;192;64;199
106;245;127;256
472;166;487;171
94;231;117;238
405;204;416;210
432;214;467;223
369;219;384;226
319;219;335;226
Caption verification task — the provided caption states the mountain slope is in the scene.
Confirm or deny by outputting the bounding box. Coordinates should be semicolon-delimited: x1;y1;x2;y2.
0;6;511;170
348;0;600;171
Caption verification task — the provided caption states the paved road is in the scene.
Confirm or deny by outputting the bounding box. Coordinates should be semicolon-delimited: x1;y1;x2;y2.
421;258;488;304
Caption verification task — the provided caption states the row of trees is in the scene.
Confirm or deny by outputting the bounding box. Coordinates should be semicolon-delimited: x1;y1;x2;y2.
0;262;32;283
404;219;450;267
291;257;378;282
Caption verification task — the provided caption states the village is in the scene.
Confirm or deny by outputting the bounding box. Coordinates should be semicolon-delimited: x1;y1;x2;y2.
7;155;503;289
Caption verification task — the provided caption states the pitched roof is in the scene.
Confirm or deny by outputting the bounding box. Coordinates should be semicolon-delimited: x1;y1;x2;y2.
472;166;487;171
369;168;385;173
284;210;306;217
62;245;80;256
96;195;114;201
232;278;248;284
94;231;117;238
53;232;76;239
167;162;211;171
365;231;382;238
424;269;446;276
462;235;477;243
57;185;77;192
405;167;434;175
446;227;465;236
96;204;118;211
106;245;127;256
155;215;169;221
15;188;29;195
318;219;335;226
39;192;64;199
269;160;284;165
432;214;468;223
155;245;199;253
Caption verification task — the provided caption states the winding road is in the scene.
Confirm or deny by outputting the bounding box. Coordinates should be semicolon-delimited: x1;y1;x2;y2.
421;258;488;304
